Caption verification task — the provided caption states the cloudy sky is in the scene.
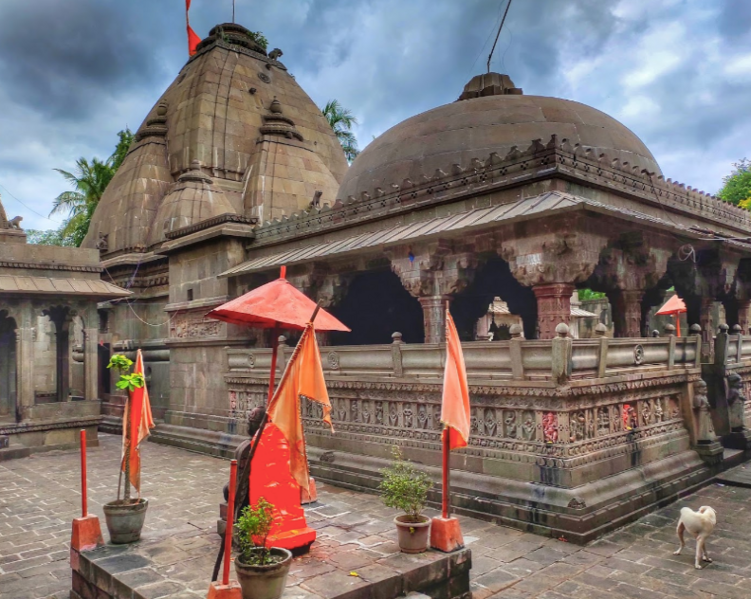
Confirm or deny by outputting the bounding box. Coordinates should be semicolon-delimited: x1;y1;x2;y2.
0;0;749;230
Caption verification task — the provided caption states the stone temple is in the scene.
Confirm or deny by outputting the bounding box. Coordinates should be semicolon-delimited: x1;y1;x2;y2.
3;22;751;541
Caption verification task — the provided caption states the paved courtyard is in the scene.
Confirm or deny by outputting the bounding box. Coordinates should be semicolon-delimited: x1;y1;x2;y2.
1;434;750;599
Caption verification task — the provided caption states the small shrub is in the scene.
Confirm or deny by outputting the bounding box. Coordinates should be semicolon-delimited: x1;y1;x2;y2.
235;498;277;566
247;30;268;50
107;354;145;392
379;446;432;522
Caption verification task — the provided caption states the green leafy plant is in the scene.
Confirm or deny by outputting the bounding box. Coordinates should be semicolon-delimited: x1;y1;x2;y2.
379;446;432;522
107;354;145;391
247;30;268;50
235;498;276;565
577;288;606;301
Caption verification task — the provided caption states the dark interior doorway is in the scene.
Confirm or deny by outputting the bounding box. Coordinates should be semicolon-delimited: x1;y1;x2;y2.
451;256;538;340
0;311;17;419
329;269;425;345
98;343;111;397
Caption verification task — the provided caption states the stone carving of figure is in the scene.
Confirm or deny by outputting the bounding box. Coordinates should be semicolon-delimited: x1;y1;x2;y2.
417;404;429;429
570;411;586;442
504;411;517;438
727;373;747;432
403;405;414;428
376;402;384;425
654;399;664;423
543;412;558;443
641;401;653;427
337;398;347;422
693;380;716;442
521;412;535;440
598;407;610;435
351;399;359;423
361;401;371;424
389;403;398;427
484;408;497;437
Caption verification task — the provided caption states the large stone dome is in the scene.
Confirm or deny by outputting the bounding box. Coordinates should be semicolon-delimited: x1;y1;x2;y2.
83;23;348;256
338;73;660;200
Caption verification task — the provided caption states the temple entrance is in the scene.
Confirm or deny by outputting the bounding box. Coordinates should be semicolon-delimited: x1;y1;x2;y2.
43;306;71;403
451;256;538;341
329;269;424;345
98;343;111;397
0;311;16;420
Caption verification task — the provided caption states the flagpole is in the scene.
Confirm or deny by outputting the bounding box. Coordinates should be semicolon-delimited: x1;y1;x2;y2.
442;301;450;519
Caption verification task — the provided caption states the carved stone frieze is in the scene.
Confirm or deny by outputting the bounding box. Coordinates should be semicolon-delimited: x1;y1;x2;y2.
169;310;222;339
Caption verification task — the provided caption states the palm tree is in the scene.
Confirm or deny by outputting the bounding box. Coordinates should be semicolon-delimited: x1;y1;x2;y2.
51;157;115;246
321;100;359;163
49;129;133;247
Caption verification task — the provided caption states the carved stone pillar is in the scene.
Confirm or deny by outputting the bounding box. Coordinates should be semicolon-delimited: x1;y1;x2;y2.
418;296;452;344
501;222;608;339
739;300;751;334
15;314;35;419
83;326;98;401
388;240;476;343
700;297;715;362
532;284;575;339
609;289;644;338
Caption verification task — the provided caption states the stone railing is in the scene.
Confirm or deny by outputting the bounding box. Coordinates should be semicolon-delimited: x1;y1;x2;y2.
225;328;701;383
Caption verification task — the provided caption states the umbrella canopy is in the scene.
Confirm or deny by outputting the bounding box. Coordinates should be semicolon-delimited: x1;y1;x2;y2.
206;271;350;332
656;294;687;316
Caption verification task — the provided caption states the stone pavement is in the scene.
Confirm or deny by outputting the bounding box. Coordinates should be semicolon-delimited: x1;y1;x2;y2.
1;434;751;599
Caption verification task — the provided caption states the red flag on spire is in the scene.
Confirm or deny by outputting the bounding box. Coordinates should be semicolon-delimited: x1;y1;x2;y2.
185;0;200;56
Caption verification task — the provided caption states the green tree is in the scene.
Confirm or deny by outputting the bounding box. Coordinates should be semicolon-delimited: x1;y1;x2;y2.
719;158;751;207
321;100;359;163
42;128;133;247
25;228;76;246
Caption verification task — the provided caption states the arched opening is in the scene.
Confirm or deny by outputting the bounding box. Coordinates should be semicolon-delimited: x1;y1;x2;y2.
329;269;424;345
451;256;538;341
0;311;17;420
43;306;71;403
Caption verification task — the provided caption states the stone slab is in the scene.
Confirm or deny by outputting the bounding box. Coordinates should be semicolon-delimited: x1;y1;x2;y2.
715;462;751;488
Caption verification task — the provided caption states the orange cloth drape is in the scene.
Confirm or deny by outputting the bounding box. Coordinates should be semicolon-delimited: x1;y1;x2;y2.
441;310;471;449
186;0;200;56
121;349;155;494
265;323;333;494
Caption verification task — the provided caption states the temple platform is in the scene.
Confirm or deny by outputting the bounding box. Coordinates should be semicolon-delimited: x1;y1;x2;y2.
71;483;471;599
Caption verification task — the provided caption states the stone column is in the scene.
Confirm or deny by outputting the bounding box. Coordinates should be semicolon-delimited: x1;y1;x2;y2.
700;297;715;362
532;284;574;339
388;240;476;344
609;289;644;338
418;296;452;344
15;325;35;420
740;300;751;334
83;326;98;401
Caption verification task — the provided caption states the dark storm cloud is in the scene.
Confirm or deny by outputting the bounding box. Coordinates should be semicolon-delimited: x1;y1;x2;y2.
0;0;178;120
0;0;749;229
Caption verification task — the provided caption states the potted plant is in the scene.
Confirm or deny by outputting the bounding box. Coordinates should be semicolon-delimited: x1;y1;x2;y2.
234;498;293;599
379;446;433;553
102;354;149;544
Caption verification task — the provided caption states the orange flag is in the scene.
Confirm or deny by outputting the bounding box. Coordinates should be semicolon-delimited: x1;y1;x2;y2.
121;349;155;494
185;0;201;56
441;309;471;449
266;323;333;494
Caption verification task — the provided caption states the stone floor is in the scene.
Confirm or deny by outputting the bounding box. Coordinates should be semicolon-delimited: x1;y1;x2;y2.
1;434;751;599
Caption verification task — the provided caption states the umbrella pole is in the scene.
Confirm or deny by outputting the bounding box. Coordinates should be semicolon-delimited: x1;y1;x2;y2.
675;314;681;337
267;322;280;404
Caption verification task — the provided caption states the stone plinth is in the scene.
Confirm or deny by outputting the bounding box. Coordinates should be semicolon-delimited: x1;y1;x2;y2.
70;485;471;599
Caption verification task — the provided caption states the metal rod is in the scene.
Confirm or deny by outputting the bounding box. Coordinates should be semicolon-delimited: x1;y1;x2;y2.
442;426;450;519
223;459;238;586
487;0;513;73
80;429;87;518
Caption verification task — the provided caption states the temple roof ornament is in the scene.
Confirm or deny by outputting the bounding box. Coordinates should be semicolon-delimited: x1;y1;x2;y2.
259;97;303;141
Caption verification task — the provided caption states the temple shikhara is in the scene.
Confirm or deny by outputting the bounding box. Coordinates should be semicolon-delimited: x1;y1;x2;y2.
3;22;751;543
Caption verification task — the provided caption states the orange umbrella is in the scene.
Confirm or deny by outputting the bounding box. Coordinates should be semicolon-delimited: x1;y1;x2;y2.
656;294;686;337
206;266;349;402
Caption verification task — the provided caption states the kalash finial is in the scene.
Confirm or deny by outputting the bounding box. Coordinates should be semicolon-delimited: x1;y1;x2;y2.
269;97;283;114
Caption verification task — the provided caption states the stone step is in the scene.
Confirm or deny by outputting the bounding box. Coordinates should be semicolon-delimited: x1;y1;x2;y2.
721;448;745;469
716;460;751;488
0;440;31;462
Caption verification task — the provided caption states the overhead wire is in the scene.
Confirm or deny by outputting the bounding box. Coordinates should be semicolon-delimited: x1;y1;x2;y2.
0;182;62;223
487;0;513;73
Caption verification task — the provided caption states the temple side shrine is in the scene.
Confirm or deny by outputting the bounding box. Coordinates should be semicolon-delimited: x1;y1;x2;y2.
6;22;748;541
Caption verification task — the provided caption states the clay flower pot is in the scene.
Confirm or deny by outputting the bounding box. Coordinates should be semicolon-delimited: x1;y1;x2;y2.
234;547;293;599
394;514;431;553
103;498;148;544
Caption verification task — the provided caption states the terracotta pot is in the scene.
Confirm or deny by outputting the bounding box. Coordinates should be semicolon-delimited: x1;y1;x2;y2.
394;514;431;553
103;498;148;544
235;547;293;599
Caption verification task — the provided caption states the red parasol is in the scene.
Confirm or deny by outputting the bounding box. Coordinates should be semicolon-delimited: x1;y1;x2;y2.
206;266;349;402
656;294;686;337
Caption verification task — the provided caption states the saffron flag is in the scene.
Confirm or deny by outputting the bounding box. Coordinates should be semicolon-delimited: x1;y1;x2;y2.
185;0;200;56
266;323;333;494
121;349;155;494
441;309;471;449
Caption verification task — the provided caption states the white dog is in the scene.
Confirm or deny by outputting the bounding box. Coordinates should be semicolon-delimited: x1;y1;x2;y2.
673;505;716;569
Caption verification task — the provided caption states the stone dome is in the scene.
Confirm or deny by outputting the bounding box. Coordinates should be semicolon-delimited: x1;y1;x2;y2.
337;73;661;200
83;23;348;256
